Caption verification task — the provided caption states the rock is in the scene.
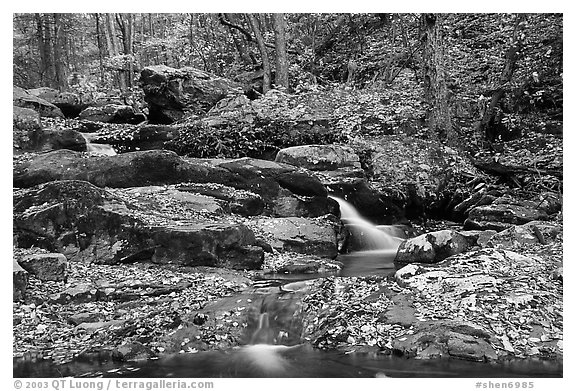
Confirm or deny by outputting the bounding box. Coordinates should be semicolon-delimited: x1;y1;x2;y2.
391;320;499;361
78;104;145;124
76;319;126;332
367;135;480;219
140;65;242;123
395;230;470;265
176;183;265;216
13;180;264;269
112;342;156;361
68;312;107;326
458;229;497;247
49;128;87;152
326;179;404;224
13;106;41;131
275;144;361;171
464;198;550;232
18;253;68;281
13;86;64;118
253;217;338;258
13;151;331;218
27;87;85;117
51;283;100;304
150;223;264;269
487;221;561;249
13;260;28;301
13;149;217;189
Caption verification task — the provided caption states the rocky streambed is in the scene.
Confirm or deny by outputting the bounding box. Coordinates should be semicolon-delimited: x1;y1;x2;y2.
13;142;563;377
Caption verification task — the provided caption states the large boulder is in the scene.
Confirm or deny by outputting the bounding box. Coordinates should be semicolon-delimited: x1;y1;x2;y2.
250;217;338;258
13;180;264;269
26;87;86;117
13;150;332;218
275;144;402;224
140;65;242;123
365;135;480;219
395;230;470;266
13;86;64;118
78;104;145;124
275;144;361;171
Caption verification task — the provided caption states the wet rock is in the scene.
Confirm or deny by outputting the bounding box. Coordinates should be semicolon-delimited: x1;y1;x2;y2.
253;217;338;258
112;342;156;361
78;104;145;124
325;179;404;224
395;230;470;265
391;320;499;361
13;260;29;302
76;319;126;332
91;124;180;152
13;86;64;118
275;144;361;171
464;198;550;232
18;253;68;282
140;64;242;123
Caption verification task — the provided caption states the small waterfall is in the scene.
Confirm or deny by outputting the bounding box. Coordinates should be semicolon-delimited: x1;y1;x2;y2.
330;196;403;253
81;133;117;156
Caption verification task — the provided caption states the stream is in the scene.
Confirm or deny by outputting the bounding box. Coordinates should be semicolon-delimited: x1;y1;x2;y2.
13;198;563;378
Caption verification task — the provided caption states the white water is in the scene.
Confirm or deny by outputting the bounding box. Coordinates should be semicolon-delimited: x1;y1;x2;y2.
329;196;404;252
81;133;117;156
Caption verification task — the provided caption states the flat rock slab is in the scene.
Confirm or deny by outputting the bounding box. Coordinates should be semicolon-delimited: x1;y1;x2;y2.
14;180;263;269
275;144;361;171
251;217;338;258
464;201;550;232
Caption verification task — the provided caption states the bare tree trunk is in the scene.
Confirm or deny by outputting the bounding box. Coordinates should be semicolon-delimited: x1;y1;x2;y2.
272;13;289;90
52;13;68;90
35;13;54;87
95;13;105;83
104;13;126;91
421;13;454;145
246;13;271;93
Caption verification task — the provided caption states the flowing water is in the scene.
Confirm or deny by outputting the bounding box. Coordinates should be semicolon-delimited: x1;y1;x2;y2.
13;196;563;378
81;133;117;156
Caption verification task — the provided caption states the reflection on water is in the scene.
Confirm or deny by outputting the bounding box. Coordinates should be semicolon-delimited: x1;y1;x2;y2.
13;348;562;378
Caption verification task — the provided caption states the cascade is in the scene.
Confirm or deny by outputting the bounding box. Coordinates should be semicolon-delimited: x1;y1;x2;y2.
329;196;404;254
81;133;117;156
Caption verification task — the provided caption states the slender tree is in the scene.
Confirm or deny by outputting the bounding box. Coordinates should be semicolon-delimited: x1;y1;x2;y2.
272;13;289;90
246;14;272;93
